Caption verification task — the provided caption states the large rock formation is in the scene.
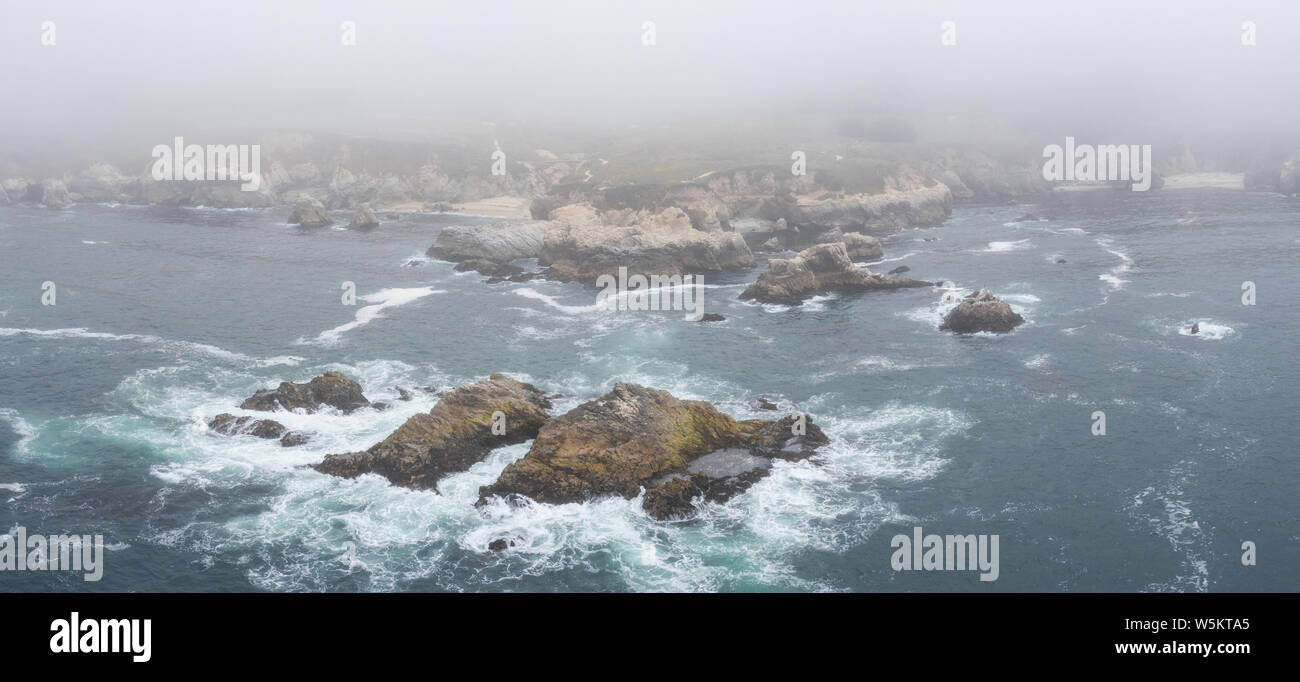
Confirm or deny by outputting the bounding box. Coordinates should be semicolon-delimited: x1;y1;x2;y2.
792;183;951;236
38;179;72;208
429;220;548;265
539;203;755;284
939;289;1025;333
345;203;379;229
239;371;370;413
477;383;829;520
822;231;883;261
288;196;332;227
314;374;552;488
738;242;929;305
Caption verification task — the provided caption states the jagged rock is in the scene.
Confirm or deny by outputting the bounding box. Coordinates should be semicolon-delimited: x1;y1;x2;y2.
346;203;379;229
208;413;288;440
840;232;884;261
477;383;829;520
660;183;731;231
2;179;28;203
39;179;72;208
288;196;332;227
314;374;552;488
68;163;130;202
487;536;523;552
738;242;930;305
939;289;1025;334
793;184;952;235
754;397;778;411
539;203;754;284
396;387;413;401
1190;322;1200;335
699;313;726;322
239;371;370;413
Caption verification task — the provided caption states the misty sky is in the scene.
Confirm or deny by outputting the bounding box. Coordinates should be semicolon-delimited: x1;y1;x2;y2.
3;0;1299;155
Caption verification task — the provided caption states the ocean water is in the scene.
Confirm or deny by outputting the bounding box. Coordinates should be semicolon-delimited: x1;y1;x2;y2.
0;191;1296;592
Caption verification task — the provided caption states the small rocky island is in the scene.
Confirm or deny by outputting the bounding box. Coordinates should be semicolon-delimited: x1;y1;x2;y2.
939;289;1025;333
309;376;829;521
739;242;930;305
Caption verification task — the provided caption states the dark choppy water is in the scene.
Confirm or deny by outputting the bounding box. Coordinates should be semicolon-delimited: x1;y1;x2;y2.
1;190;1297;592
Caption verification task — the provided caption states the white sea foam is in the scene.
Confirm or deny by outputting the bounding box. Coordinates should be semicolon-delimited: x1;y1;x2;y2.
0;408;37;456
983;239;1032;253
1176;319;1236;341
1096;237;1133;290
1128;463;1210;593
514;287;607;315
299;287;444;345
1024;354;1052;370
0;327;303;367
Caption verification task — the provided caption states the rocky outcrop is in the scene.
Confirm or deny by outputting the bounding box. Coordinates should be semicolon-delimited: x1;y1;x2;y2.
429;220;548;266
67;163;132;203
939;289;1024;333
477;383;829;520
831;231;883;261
288;196;332;227
539;203;754;284
239;371;370;413
345;203;379;229
792;183;951;236
38;179;72;208
314;374;552;488
208;413;309;447
739;242;929;305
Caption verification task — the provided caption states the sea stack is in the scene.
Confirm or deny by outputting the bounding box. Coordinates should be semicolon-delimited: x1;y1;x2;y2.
939;289;1025;334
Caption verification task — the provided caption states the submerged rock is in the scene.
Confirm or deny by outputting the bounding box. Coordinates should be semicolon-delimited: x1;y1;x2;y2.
208;413;287;440
314;374;552;488
699;313;726;322
1190;322;1200;335
279;431;311;447
888;265;911;275
939;289;1025;334
477;383;829;520
738;242;929;305
239;371;370;413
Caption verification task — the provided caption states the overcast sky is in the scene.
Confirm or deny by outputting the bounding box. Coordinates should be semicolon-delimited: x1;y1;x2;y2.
3;0;1299;155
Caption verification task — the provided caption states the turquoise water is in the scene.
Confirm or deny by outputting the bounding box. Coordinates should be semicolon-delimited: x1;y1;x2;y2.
1;191;1296;592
